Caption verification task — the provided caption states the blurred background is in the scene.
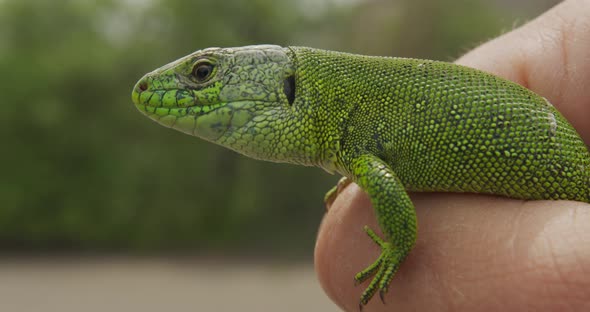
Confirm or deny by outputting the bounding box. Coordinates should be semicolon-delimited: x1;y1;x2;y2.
0;0;560;311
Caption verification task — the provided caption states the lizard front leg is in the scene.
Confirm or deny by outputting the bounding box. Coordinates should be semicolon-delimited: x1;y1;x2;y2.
346;154;418;309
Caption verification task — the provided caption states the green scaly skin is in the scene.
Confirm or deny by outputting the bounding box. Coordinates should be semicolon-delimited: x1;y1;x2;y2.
132;45;590;308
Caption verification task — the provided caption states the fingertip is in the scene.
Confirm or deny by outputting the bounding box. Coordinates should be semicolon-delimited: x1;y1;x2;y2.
315;185;590;311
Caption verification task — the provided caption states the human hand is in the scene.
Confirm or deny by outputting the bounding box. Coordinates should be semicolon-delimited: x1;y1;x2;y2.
315;1;590;311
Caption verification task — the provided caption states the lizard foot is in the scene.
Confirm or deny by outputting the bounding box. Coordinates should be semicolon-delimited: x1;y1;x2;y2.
354;226;403;310
324;176;352;209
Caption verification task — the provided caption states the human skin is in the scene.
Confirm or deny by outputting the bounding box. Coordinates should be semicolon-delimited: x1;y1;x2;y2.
315;1;590;311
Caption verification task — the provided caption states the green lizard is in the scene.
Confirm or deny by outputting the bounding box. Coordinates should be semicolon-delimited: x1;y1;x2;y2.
131;45;590;308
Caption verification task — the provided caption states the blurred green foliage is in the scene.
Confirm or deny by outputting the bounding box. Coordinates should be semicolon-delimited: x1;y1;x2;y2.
0;0;557;254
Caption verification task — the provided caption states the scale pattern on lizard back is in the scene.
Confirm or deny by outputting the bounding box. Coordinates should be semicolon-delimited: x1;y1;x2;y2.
291;47;590;202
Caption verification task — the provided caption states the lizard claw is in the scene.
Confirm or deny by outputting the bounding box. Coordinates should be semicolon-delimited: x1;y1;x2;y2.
379;289;387;304
323;176;352;210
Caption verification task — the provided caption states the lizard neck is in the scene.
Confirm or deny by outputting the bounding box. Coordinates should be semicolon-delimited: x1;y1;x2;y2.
213;103;325;167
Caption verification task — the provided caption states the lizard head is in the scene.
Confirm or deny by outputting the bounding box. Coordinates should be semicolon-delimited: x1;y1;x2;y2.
132;45;320;165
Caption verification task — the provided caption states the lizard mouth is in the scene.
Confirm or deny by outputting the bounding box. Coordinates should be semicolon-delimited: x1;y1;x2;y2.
132;85;227;118
132;83;261;139
134;100;227;118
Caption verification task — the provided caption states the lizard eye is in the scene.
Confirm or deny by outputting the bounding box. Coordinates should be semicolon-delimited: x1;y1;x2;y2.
192;61;214;83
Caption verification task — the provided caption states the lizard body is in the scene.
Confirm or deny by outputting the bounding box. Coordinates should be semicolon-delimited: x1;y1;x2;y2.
131;45;590;307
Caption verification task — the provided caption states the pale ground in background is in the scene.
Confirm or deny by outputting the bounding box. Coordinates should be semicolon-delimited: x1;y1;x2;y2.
0;257;341;312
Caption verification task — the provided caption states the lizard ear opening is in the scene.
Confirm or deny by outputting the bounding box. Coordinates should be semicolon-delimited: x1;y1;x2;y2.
283;75;295;105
